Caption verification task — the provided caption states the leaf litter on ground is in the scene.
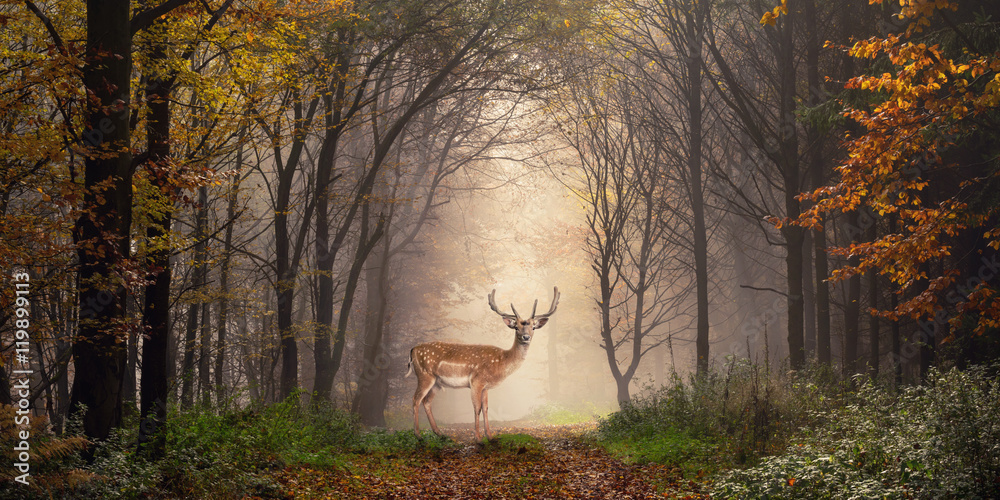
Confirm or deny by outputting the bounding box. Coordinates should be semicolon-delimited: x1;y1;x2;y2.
270;422;711;499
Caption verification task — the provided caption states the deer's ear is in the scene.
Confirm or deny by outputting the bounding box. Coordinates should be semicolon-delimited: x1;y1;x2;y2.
503;317;518;329
534;317;549;329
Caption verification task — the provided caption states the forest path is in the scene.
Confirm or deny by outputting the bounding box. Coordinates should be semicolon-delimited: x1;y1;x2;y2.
272;422;711;499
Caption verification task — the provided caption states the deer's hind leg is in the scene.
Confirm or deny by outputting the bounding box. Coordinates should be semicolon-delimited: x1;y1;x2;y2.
413;376;439;436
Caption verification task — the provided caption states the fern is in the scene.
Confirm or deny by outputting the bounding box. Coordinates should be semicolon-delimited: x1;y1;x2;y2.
35;436;89;461
0;404;89;484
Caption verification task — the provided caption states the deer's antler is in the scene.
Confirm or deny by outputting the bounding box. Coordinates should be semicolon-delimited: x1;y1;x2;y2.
489;287;560;320
534;287;560;319
488;289;517;320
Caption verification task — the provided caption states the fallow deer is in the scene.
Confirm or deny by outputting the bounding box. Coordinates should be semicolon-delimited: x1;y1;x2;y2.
406;287;560;440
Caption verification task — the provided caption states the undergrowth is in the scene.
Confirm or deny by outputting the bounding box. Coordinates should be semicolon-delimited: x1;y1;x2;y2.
594;360;1000;499
595;357;838;476
2;393;455;499
714;365;1000;499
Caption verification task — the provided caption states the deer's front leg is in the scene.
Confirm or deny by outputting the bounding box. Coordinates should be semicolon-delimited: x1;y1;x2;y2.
482;389;492;440
471;381;486;441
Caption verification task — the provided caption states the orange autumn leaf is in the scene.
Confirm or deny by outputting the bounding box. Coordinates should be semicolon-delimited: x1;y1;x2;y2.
792;0;1000;332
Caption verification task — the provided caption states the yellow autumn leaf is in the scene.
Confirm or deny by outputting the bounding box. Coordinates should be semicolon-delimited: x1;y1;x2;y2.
760;0;788;26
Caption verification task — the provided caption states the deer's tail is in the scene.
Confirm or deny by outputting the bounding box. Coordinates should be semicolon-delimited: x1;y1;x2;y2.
405;348;414;378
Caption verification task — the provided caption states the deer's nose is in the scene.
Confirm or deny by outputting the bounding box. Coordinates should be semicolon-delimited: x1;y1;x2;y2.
520;334;531;342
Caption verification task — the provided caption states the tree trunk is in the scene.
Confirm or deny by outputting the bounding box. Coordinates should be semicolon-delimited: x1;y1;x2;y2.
180;297;198;408
353;238;392;426
180;191;208;408
56;337;71;432
920;261;941;380
125;303;138;410
868;266;880;377
70;0;132;444
198;186;212;407
166;311;177;396
784;227;806;370
199;184;213;404
891;287;902;384
139;168;170;452
198;300;211;405
273;95;319;401
778;3;804;370
215;167;240;400
240;306;261;401
813;210;832;365
867;222;880;376
805;0;831;366
844;211;862;376
275;220;297;400
923;320;939;380
886;215;903;384
615;378;631;407
687;3;710;376
329;205;385;390
598;254;627;405
310;87;343;402
621;164;657;396
802;231;816;358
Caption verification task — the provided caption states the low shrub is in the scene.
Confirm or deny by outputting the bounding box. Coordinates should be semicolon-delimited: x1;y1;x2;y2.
596;358;838;473
714;366;1000;499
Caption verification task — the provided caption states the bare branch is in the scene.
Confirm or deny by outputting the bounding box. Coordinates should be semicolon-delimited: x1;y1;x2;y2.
23;1;66;55
131;0;193;35
739;284;788;298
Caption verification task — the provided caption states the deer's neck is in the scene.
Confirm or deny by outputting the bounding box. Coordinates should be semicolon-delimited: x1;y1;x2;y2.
502;338;530;371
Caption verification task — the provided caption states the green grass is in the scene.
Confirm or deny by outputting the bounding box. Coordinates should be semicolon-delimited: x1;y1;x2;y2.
600;427;715;473
358;427;454;454
527;401;608;425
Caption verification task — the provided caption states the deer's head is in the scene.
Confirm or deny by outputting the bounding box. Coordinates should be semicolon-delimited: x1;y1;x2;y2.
488;287;560;345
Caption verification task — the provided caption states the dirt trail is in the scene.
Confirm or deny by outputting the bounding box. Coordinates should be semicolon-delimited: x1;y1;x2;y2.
272;423;711;499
